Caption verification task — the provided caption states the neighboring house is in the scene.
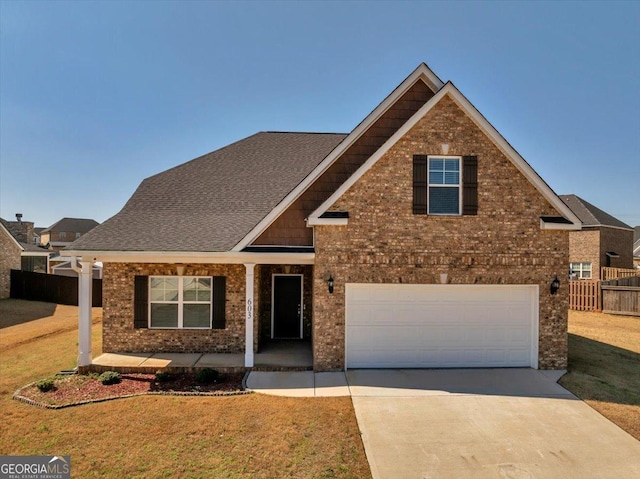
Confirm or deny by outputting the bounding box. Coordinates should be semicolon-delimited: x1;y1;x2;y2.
67;63;581;372
0;216;51;274
560;195;634;280
0;222;21;299
634;226;640;269
51;257;103;279
40;218;99;251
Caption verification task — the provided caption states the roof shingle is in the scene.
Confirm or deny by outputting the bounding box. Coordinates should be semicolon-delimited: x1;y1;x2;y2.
559;194;632;230
71;132;346;252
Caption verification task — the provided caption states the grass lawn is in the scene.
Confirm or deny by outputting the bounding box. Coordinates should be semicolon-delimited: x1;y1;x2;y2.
0;299;371;479
559;310;640;440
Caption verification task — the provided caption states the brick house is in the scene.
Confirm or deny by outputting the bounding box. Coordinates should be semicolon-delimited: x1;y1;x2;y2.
40;217;99;251
0;217;51;298
560;195;634;280
67;63;581;371
0;222;22;299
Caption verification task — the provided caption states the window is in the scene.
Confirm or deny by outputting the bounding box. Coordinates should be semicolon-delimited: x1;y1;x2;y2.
59;231;67;239
570;262;592;280
149;277;212;328
75;232;81;239
428;156;461;215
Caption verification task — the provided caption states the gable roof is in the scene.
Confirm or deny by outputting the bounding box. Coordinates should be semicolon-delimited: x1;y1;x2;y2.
41;218;100;234
70;132;347;252
559;195;632;231
232;63;444;250
0;221;23;251
307;82;581;230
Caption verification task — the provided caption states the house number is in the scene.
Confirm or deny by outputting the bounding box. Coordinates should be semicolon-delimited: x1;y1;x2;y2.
246;298;253;320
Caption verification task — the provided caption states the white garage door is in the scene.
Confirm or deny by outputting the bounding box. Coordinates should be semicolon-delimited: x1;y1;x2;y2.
345;284;538;369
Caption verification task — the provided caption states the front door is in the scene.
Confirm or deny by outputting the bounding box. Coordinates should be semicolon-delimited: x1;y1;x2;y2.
272;275;303;338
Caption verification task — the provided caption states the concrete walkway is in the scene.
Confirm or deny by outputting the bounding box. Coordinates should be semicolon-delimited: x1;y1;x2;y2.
247;369;640;479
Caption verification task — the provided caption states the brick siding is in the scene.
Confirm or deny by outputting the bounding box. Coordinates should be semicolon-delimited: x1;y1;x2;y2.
312;94;569;371
0;230;21;299
102;263;256;354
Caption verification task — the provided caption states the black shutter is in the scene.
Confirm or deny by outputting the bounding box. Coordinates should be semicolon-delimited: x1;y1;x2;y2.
462;156;478;216
133;275;148;329
212;276;226;329
413;155;428;214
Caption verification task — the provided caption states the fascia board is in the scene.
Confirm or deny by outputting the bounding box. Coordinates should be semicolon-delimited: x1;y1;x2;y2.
306;217;349;226
231;64;443;252
63;250;315;265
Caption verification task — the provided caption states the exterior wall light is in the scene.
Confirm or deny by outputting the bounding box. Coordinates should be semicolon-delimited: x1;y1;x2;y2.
550;276;560;295
327;275;334;294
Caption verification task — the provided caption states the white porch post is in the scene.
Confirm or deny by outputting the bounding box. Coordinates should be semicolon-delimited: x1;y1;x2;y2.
76;259;94;367
244;263;256;367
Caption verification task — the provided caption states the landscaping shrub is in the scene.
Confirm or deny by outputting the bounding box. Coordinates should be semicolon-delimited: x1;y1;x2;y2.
98;371;121;385
196;368;219;384
35;378;55;392
154;370;172;383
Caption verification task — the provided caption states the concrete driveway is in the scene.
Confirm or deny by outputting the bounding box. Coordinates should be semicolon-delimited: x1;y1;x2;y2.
348;369;640;479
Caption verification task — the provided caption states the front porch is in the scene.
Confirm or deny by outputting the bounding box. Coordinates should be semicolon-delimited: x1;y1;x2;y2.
84;340;313;374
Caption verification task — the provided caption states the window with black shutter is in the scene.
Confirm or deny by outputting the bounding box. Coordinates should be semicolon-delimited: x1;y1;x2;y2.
412;155;478;216
134;275;226;329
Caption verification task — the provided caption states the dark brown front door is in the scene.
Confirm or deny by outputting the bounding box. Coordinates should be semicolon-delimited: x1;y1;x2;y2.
273;275;302;338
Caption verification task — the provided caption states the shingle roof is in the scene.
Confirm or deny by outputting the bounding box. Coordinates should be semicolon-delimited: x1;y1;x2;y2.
41;218;99;234
71;132;347;252
559;195;632;230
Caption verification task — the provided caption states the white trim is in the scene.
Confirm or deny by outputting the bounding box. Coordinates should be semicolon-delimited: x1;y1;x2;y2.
64;250;315;264
306;217;349;226
539;219;581;231
232;63;444;251
245;263;256;367
271;274;304;339
147;276;213;329
20;250;50;256
0;222;24;251
427;155;462;216
308;83;581;230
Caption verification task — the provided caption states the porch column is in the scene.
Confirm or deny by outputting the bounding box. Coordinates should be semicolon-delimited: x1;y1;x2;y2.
76;259;94;367
244;263;256;367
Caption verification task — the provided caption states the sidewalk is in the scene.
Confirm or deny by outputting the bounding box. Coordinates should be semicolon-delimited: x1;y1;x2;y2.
245;371;350;397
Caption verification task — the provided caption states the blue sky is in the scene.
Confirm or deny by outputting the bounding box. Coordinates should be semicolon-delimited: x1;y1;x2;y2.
1;1;639;229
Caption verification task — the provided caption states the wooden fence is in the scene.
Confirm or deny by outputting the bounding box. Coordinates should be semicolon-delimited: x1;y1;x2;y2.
10;269;102;307
569;280;601;311
601;275;640;317
601;267;639;281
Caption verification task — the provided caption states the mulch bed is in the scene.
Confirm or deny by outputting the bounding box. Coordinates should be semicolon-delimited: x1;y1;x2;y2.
14;372;248;409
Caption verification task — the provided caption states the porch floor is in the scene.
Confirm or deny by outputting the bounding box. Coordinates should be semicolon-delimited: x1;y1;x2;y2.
88;341;312;373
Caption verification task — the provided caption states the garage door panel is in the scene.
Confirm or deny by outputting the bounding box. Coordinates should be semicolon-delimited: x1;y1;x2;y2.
346;284;538;369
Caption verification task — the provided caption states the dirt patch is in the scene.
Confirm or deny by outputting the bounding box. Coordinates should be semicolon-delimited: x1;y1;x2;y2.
15;372;247;408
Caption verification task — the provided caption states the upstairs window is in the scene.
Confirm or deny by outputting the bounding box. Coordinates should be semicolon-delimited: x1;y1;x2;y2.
59;231;67;239
149;277;212;328
413;155;477;216
570;262;592;280
428;157;461;215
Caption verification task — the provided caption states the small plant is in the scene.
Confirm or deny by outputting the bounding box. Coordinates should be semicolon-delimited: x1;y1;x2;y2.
196;368;219;385
98;371;121;385
155;370;172;383
35;378;55;392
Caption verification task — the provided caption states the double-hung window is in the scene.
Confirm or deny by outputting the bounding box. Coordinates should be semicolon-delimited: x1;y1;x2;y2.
569;262;592;280
428;156;461;215
149;277;212;328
